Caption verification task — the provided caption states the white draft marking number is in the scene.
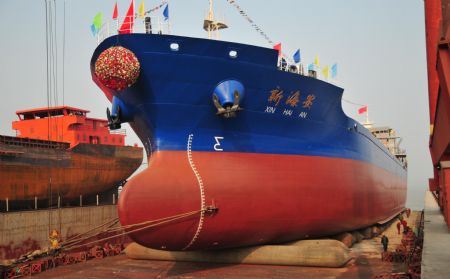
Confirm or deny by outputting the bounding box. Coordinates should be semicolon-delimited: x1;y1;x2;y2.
214;136;224;151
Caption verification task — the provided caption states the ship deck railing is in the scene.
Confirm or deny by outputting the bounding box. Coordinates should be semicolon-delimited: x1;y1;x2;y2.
96;16;170;45
109;129;127;135
73;126;127;136
0;135;69;149
95;17;337;85
0;191;121;213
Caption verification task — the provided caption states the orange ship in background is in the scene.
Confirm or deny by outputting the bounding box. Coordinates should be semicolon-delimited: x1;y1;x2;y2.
0;106;143;205
12;106;127;147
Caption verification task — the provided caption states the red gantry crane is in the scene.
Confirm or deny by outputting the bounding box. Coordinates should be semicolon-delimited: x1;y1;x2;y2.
426;0;450;228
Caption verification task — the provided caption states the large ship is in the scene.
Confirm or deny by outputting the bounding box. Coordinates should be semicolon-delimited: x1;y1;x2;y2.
90;3;407;251
0;106;143;205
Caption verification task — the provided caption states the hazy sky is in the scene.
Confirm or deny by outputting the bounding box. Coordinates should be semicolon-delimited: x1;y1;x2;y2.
0;0;430;209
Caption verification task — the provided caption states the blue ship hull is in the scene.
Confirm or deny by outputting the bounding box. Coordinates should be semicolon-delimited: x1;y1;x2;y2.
91;34;407;251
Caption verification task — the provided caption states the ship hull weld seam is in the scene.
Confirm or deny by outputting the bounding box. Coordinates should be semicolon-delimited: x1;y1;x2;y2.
183;134;206;250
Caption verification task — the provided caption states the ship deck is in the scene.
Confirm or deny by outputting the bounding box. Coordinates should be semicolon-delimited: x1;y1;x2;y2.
32;212;421;279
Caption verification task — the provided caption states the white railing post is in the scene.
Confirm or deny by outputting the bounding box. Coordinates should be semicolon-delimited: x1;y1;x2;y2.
107;21;110;40
158;17;161;34
97;16;172;45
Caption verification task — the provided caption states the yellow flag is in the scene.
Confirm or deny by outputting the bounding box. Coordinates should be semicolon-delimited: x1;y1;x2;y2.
138;0;145;18
322;66;329;79
314;55;320;68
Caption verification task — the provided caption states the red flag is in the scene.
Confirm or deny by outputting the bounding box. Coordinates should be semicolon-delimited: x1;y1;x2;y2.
112;2;118;20
119;0;134;34
358;106;367;114
273;43;281;57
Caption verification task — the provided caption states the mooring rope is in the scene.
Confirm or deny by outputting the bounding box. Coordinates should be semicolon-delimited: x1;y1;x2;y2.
60;209;204;251
60;218;119;247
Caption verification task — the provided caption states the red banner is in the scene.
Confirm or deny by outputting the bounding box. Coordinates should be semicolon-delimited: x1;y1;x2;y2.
358;106;367;114
119;0;134;34
273;43;281;57
112;2;118;20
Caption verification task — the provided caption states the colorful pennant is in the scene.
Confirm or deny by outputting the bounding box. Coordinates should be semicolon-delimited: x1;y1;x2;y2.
331;63;337;78
163;4;169;21
322;65;329;79
293;49;301;64
358;106;368;114
93;12;103;30
138;0;145;18
112;2;118;19
273;43;282;57
119;0;134;34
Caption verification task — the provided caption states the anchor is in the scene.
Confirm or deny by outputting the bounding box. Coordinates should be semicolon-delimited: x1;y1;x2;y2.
213;90;243;118
105;96;133;130
212;79;245;118
106;106;122;130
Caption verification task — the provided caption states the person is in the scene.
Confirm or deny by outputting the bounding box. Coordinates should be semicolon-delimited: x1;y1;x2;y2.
406;208;411;218
49;229;60;249
280;58;287;71
396;221;401;234
381;235;389;252
401;219;408;233
145;17;152;34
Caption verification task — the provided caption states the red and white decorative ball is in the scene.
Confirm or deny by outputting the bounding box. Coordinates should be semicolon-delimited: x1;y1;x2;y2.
94;46;140;91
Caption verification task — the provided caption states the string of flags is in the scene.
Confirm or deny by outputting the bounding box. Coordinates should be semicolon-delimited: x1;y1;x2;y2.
306;58;338;79
270;44;338;80
93;1;338;81
226;0;296;63
142;0;168;17
226;0;274;45
224;0;338;78
91;0;169;36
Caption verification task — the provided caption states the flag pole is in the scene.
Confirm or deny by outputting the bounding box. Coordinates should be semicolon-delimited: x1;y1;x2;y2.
168;0;171;34
366;106;369;124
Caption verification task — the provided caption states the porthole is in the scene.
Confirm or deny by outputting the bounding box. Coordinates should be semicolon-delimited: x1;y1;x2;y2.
229;50;238;58
170;43;179;51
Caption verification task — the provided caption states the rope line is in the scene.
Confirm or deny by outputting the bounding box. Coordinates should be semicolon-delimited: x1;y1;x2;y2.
143;1;168;16
225;0;274;45
61;210;198;249
225;0;293;62
61;209;203;251
60;218;119;246
342;98;366;107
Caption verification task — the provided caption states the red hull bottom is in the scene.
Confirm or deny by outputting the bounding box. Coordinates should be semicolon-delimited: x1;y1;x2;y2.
118;151;406;251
